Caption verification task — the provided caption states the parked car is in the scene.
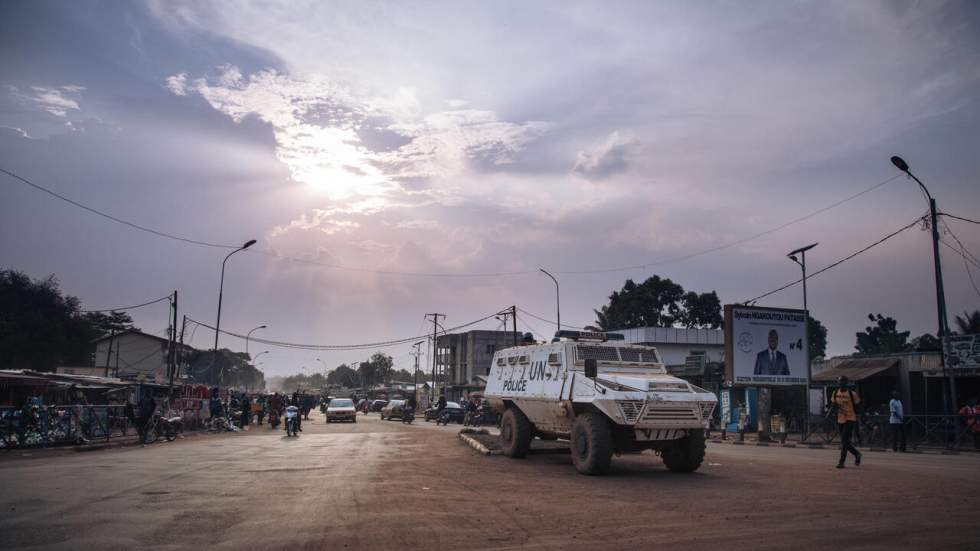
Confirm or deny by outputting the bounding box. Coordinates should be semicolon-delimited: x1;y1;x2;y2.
325;398;357;423
369;400;388;413
424;401;465;423
380;400;406;420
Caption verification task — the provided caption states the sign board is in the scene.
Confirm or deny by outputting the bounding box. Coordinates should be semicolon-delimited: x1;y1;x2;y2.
944;334;980;371
724;305;808;386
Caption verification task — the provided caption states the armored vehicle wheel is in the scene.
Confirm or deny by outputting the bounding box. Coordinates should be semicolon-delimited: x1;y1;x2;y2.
570;412;612;475
661;429;706;472
500;408;533;458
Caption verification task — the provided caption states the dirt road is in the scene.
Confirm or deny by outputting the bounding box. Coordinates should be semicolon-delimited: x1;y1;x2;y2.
1;412;977;550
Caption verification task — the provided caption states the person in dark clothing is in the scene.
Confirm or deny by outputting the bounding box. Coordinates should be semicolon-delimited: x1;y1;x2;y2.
291;392;303;431
138;394;157;444
240;394;251;428
407;395;417;410
302;394;313;420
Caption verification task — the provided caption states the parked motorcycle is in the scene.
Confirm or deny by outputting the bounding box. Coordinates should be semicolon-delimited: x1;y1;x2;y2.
143;413;181;444
285;405;299;437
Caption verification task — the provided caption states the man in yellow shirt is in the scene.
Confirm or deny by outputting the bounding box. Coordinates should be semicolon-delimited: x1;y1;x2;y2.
832;376;862;468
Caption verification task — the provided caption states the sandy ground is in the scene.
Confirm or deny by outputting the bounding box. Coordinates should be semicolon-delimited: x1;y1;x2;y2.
1;411;978;551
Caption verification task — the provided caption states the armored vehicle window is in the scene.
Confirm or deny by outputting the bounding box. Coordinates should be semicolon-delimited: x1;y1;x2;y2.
547;353;560;365
618;348;642;362
576;345;619;362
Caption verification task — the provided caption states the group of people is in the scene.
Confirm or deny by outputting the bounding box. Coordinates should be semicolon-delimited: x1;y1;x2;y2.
210;389;320;431
831;376;980;468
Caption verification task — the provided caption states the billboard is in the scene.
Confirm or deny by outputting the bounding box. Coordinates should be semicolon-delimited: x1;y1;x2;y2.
944;334;980;373
724;305;808;386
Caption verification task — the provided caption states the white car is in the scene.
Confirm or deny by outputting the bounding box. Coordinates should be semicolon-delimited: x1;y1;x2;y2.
484;330;717;475
325;398;357;423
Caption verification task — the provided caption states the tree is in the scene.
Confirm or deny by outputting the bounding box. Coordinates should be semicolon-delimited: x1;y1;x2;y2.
909;333;942;352
594;275;722;330
82;311;136;340
327;364;360;387
186;349;265;389
808;316;828;360
854;313;910;355
953;310;980;335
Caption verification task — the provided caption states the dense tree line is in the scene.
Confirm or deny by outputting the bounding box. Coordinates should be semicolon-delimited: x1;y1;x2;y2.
0;269;137;371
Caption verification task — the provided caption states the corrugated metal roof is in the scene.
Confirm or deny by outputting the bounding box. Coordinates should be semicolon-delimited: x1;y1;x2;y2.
612;326;724;346
812;358;899;382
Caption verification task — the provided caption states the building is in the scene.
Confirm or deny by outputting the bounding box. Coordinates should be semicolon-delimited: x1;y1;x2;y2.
612;326;726;387
811;351;980;415
92;330;180;382
435;330;519;400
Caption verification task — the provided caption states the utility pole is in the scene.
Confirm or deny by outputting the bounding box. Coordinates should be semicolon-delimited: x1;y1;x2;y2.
167;291;178;389
412;340;424;402
104;330;116;378
890;156;957;422
425;313;445;401
175;315;187;386
511;305;518;346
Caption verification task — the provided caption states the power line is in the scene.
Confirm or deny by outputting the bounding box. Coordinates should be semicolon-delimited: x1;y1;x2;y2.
3;165;902;278
516;307;586;331
941;240;980;299
552;174;902;275
184;311;502;351
941;212;980;225
742;215;926;304
80;294;172;313
0;167;237;249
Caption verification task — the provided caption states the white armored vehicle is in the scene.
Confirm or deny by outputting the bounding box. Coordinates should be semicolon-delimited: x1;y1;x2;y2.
484;330;717;475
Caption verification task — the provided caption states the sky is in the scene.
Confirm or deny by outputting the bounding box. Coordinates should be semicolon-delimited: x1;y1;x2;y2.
1;0;979;377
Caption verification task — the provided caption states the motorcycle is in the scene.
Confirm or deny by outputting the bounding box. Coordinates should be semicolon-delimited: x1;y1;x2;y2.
284;405;299;437
143;413;182;444
268;408;280;429
401;405;415;424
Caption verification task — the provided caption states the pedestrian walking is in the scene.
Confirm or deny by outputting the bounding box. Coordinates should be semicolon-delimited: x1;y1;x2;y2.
240;394;251;428
960;397;980;450
832;376;862;468
888;390;906;452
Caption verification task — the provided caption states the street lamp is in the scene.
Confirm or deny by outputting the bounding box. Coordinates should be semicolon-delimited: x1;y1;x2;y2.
253;350;270;363
890;155;957;419
539;268;561;335
315;357;328;384
212;239;257;387
788;242;817;439
246;324;267;358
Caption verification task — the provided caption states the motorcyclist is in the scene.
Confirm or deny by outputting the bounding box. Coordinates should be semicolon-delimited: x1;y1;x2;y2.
284;404;300;436
291;392;303;432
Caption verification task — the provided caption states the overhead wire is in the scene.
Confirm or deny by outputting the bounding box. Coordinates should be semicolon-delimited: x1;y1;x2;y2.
183;310;502;351
3;165;902;278
80;294;172;313
516;307;587;331
742;214;927;304
941;240;980;300
941;212;980;225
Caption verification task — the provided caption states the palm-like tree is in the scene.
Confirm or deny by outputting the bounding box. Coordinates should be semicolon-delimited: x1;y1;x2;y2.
953;310;980;335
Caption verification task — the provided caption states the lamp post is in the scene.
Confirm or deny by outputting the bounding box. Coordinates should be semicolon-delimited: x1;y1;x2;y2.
412;340;424;402
212;239;257;387
890;155;956;421
788;242;817;439
246;324;267;358
253;350;269;363
315;357;328;386
539;268;561;335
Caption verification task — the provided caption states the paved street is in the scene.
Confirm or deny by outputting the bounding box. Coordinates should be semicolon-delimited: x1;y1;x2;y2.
2;412;978;551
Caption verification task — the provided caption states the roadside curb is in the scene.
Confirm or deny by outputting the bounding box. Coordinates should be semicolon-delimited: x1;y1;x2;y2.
458;431;501;456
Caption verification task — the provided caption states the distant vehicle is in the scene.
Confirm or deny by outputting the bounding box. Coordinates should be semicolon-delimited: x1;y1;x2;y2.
380;400;406;421
425;402;465;424
325;398;357;423
484;330;717;475
369;400;388;413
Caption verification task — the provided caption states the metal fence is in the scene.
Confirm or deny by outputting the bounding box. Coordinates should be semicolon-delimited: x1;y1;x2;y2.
0;403;212;449
805;413;979;451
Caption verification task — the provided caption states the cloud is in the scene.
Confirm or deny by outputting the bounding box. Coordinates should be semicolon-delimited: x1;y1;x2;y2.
166;73;187;95
11;85;85;118
572;131;638;180
168;66;549;207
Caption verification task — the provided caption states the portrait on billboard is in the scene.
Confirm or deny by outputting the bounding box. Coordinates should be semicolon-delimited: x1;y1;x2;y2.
725;305;808;385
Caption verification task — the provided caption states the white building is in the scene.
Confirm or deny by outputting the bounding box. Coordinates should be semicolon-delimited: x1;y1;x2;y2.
611;327;725;368
92;330;180;381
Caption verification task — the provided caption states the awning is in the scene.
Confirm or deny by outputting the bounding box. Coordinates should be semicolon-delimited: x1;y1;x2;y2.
812;358;899;383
